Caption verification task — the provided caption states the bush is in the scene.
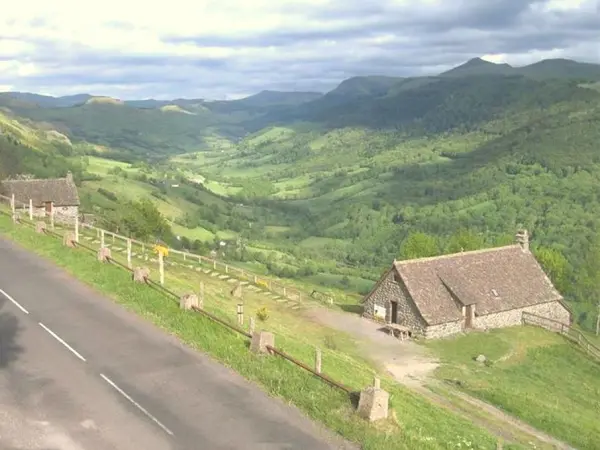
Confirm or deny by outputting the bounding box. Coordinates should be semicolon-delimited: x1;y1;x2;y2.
256;306;269;322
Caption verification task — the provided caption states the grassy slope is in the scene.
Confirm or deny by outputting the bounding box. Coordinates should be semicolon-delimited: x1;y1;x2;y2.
426;327;600;450
0;214;502;450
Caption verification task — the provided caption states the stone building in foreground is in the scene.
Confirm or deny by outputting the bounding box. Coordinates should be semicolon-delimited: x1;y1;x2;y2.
362;230;572;339
1;172;80;224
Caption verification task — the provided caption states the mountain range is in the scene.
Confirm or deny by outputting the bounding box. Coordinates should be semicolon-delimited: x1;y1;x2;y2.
1;57;599;158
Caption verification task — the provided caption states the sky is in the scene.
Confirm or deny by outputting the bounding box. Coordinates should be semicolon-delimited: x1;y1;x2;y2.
1;0;599;100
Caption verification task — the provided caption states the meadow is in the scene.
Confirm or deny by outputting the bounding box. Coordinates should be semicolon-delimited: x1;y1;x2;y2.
426;327;600;450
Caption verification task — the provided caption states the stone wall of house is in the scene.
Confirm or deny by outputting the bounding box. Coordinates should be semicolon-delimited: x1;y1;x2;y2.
363;269;427;334
30;206;78;224
474;300;571;330
424;320;464;339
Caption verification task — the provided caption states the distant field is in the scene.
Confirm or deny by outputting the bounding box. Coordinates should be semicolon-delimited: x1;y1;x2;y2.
426;326;600;450
85;156;139;176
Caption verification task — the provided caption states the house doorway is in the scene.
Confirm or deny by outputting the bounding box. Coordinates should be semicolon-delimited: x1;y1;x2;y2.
390;301;398;324
45;201;53;215
465;304;474;328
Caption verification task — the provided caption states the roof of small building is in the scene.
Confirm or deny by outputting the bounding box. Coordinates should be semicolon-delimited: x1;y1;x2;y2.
366;244;564;326
1;174;80;207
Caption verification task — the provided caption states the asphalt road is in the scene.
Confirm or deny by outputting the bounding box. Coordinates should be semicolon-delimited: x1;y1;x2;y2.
0;237;356;450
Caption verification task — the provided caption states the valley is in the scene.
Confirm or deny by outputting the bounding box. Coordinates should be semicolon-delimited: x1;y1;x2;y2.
2;56;600;449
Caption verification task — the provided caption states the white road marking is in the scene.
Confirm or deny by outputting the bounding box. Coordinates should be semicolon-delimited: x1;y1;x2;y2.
99;374;174;436
0;288;29;314
38;322;87;362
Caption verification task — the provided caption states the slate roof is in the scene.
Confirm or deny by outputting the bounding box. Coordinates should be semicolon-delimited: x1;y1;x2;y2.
1;175;80;207
385;245;563;326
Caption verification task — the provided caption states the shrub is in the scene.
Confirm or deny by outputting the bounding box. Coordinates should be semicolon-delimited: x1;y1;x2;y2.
256;306;269;322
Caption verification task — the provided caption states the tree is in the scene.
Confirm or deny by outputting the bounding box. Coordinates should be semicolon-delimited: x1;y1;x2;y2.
445;229;485;253
120;198;171;241
399;232;439;260
534;246;571;294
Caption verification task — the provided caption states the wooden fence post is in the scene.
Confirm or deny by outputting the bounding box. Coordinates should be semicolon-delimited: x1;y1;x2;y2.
29;198;33;220
213;260;216;270
159;251;165;285
237;303;244;325
315;348;322;374
225;264;229;274
127;238;132;269
100;229;105;248
198;281;204;309
10;194;15;222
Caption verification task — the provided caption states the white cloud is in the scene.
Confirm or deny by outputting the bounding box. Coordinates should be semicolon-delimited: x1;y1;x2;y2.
0;0;598;99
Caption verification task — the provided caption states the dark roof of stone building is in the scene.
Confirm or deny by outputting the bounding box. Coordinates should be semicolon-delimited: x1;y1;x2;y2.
366;244;563;326
1;175;80;207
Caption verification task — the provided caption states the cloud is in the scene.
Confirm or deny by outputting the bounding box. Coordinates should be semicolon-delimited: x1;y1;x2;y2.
0;0;599;100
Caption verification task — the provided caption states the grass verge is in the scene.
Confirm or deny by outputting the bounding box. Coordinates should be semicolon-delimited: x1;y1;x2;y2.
426;327;600;450
0;215;500;450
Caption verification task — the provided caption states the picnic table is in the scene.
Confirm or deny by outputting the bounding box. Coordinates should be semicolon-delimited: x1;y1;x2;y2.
383;323;412;341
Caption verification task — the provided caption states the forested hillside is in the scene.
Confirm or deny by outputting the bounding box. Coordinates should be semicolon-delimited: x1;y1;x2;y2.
174;74;600;331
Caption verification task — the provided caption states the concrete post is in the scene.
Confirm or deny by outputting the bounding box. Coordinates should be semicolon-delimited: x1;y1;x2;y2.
180;293;199;310
250;331;274;354
50;204;54;229
249;317;255;335
100;229;105;248
357;377;389;422
29;198;33;221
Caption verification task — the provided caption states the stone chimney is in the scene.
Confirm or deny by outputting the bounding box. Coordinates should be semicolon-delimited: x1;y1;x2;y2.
515;229;529;252
66;171;73;182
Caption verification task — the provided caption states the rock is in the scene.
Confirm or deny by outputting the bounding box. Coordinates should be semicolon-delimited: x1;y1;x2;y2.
35;221;47;234
475;354;487;363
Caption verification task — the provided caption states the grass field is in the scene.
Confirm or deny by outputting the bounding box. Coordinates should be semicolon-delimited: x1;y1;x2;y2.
426;327;600;450
0;213;506;450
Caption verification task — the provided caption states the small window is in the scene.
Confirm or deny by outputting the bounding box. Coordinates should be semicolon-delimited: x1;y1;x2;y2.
491;289;499;297
393;273;401;284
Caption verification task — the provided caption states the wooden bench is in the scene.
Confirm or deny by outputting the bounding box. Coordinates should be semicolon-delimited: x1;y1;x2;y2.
383;323;412;341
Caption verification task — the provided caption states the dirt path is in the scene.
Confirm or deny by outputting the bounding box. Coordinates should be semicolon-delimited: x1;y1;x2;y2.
304;305;575;449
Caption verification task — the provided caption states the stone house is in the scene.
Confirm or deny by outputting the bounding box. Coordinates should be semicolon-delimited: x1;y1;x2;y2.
362;230;572;339
1;172;80;224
